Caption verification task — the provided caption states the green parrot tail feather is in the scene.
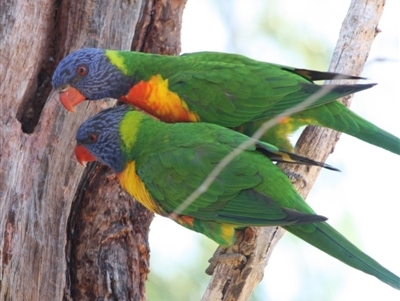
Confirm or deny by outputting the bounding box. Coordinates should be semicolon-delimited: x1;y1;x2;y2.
286;222;400;290
280;208;328;225
294;100;400;155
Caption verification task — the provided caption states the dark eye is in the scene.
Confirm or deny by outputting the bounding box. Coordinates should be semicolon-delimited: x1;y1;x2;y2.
86;133;97;143
77;64;88;76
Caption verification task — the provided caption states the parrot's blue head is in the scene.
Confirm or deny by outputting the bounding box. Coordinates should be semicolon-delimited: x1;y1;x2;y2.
52;48;134;111
75;105;132;173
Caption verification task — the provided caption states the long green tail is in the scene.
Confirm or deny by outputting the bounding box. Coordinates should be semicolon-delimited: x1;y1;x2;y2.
285;222;400;289
293;101;400;155
242;100;400;155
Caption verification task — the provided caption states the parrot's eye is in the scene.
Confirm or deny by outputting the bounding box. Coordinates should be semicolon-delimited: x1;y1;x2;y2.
87;133;98;143
77;64;88;77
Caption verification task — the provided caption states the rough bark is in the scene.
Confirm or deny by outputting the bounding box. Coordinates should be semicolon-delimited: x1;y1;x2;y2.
201;1;385;300
0;1;185;301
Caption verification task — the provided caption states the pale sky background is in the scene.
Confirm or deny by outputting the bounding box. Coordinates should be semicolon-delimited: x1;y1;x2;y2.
148;1;400;300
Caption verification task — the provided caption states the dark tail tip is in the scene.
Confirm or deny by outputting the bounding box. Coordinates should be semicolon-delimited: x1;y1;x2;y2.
284;208;328;225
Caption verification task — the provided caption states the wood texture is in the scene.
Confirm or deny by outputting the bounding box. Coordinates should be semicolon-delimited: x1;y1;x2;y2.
201;1;385;300
0;0;186;300
67;1;187;299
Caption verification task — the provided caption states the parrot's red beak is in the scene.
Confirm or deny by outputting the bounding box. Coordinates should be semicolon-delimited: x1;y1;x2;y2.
59;86;86;112
75;145;96;166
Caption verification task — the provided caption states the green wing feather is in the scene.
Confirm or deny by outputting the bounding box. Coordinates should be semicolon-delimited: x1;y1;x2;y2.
136;140;325;226
163;52;374;127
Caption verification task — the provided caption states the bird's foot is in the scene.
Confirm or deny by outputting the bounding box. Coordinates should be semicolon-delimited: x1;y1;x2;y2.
281;169;307;188
205;228;256;275
206;247;247;275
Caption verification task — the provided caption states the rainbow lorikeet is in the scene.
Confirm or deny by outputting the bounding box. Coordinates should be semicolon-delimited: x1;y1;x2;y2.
53;48;400;154
74;105;400;289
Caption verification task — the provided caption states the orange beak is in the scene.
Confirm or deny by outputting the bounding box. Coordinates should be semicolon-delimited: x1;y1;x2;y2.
59;86;86;112
75;145;97;166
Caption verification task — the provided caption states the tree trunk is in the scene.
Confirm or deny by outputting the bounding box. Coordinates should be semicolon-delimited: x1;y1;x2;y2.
201;0;385;300
0;1;186;300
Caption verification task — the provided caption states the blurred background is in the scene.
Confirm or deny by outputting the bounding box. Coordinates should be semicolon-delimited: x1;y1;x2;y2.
147;1;400;300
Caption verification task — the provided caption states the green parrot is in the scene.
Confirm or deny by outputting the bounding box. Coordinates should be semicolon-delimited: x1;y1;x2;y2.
52;48;400;154
74;105;400;290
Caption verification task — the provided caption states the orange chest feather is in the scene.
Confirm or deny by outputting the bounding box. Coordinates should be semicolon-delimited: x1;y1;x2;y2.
120;74;200;123
117;161;163;215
